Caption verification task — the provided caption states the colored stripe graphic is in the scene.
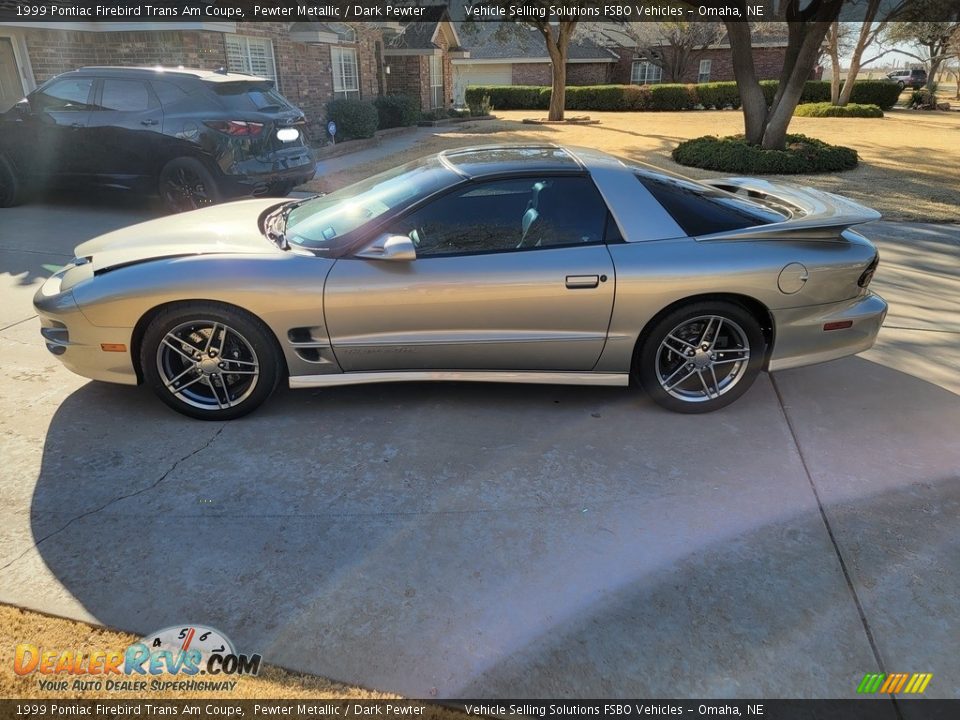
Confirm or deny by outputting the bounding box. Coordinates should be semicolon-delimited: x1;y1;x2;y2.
858;672;932;694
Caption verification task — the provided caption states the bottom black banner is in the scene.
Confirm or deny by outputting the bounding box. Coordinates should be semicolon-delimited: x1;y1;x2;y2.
1;699;959;720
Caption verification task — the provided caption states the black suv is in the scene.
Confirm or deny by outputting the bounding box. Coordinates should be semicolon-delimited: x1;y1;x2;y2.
0;66;315;211
886;68;927;90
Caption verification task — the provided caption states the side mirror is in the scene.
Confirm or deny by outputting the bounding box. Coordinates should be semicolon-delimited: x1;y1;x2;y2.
356;233;417;262
10;100;30;119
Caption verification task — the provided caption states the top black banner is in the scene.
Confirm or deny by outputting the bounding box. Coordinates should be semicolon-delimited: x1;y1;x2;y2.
1;0;959;23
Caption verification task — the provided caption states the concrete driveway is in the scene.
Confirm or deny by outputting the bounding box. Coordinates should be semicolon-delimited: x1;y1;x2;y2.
0;191;957;701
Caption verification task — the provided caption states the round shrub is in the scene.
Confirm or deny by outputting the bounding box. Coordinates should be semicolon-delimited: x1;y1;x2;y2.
697;81;741;109
794;102;883;118
325;98;379;140
648;84;697;110
849;80;901;109
374;95;420;129
672;134;858;174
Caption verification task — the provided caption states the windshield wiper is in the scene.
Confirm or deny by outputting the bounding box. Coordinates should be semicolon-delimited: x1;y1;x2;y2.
263;195;320;250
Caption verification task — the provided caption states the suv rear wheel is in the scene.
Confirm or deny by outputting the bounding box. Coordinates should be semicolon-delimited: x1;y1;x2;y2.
159;157;221;213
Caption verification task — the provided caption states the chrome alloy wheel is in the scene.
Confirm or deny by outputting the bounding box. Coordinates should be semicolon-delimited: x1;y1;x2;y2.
655;315;751;403
156;320;260;411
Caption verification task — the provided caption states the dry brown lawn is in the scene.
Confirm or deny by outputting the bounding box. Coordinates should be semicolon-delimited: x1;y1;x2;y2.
0;604;459;714
306;109;960;222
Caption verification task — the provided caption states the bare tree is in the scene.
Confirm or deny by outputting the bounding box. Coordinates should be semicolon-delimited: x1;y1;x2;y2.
824;22;852;104
835;2;899;104
464;2;611;121
888;15;960;90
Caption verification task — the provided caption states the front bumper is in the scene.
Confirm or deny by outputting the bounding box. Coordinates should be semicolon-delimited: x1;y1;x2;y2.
768;291;888;372
34;284;138;386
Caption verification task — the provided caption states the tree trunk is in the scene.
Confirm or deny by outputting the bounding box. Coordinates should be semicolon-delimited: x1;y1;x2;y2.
549;59;567;121
927;55;945;90
838;58;861;105
827;23;841;104
725;21;767;145
540;22;575;122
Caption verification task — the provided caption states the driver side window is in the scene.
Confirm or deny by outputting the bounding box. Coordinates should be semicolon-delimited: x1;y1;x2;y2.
392;176;609;257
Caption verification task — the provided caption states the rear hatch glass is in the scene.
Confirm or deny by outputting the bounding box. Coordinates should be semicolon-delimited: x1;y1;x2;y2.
636;173;787;237
208;81;296;113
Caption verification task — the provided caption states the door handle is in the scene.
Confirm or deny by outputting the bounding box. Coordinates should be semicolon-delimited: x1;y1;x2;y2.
565;274;600;289
70;122;84;129
141;119;158;126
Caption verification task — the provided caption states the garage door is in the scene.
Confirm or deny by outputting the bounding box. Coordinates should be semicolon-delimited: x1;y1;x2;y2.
453;63;512;105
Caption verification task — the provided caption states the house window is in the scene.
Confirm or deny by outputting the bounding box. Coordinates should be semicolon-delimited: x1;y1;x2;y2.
332;47;360;99
429;54;443;109
698;59;712;83
631;60;662;85
225;35;277;83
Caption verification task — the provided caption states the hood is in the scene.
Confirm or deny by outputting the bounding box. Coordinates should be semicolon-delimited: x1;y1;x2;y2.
75;198;288;273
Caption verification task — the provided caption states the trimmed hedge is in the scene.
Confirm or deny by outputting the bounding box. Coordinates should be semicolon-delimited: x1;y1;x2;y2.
464;79;902;113
794;102;883;118
325;98;379;140
672;134;859;174
374;95;420;129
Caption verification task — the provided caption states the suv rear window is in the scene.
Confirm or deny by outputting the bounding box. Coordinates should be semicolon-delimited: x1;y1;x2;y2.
637;173;785;237
209;82;293;112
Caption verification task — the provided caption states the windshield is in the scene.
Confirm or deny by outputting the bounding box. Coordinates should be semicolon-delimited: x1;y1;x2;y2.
284;157;457;253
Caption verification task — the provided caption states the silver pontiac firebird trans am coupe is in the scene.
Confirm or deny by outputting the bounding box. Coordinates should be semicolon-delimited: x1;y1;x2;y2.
34;145;887;420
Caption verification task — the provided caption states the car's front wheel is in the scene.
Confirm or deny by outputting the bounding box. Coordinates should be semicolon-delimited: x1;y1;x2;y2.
141;303;281;420
635;301;766;413
159;157;221;213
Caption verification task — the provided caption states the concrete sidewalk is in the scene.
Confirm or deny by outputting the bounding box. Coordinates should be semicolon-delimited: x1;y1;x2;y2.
0;202;957;698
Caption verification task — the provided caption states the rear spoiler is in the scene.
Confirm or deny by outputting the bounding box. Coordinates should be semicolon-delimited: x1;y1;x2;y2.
699;177;881;240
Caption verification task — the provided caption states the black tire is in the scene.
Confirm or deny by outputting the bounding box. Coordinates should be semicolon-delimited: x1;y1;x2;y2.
159;157;221;213
0;154;27;208
266;181;296;197
141;302;281;420
635;300;766;414
897;81;906;91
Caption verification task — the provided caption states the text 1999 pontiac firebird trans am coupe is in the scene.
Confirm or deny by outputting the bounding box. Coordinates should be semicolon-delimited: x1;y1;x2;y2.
34;145;887;420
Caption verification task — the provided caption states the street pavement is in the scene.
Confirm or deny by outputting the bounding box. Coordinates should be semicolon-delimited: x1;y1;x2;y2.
0;190;957;700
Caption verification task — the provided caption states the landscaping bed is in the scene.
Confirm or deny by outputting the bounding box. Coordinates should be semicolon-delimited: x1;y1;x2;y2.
672;134;859;174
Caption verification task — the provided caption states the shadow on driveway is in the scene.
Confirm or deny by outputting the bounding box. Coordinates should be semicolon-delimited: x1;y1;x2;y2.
19;357;960;698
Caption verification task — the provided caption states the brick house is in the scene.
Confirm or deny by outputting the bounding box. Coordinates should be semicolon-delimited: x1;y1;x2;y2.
450;23;619;105
448;22;794;102
384;13;468;112
0;20;456;139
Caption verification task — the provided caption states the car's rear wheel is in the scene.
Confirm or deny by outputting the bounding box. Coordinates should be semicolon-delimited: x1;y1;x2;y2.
897;80;905;91
159;157;221;213
0;154;27;208
635;301;766;413
142;303;281;420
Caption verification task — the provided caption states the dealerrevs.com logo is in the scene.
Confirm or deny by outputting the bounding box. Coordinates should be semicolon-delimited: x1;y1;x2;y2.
14;625;261;693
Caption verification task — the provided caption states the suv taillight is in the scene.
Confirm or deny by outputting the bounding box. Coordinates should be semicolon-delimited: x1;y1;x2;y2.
204;120;264;137
858;254;879;288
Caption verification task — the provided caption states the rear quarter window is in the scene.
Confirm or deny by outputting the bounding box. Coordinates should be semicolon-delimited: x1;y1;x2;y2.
637;174;784;237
